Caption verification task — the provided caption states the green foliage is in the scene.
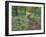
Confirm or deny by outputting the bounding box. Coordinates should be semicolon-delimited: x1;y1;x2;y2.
12;6;28;31
32;7;41;23
12;6;41;31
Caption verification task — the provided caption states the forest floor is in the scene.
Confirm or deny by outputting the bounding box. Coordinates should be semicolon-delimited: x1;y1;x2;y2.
12;17;41;31
27;18;41;30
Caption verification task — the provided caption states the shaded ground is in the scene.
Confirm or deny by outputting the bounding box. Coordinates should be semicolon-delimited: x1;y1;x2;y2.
27;18;41;30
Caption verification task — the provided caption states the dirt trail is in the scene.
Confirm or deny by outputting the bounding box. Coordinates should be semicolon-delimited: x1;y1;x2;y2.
27;18;41;30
